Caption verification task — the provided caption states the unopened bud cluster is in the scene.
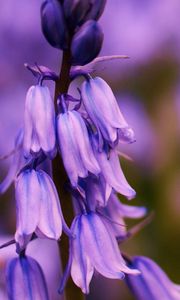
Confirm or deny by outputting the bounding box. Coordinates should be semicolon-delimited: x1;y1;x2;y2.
41;0;105;65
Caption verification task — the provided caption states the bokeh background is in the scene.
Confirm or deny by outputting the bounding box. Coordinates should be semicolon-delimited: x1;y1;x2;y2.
0;0;180;299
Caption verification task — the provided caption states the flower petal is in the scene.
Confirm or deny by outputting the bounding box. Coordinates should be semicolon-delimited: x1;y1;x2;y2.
81;213;138;278
6;256;49;300
126;256;180;300
15;170;41;250
37;170;62;240
71;217;94;294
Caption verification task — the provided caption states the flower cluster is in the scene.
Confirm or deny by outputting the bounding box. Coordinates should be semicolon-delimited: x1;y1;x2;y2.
0;1;179;299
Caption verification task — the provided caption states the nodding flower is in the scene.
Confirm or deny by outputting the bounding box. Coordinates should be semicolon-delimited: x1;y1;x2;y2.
81;77;135;146
23;85;56;159
6;255;49;300
60;212;140;294
57;109;100;187
92;135;136;200
126;256;180;300
15;169;70;252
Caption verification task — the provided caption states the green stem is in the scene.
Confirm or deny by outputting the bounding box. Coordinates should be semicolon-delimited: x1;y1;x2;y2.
53;50;85;300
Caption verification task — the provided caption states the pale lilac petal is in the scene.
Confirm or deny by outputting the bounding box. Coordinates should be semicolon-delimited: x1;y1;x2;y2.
15;170;41;249
23;86;34;157
37;170;62;240
57;110;99;186
71;217;94;294
70;111;100;175
31;86;56;155
24;85;56;158
94;145;136;199
57;112;87;186
100;193;146;237
127;256;180;300
6;256;49;300
109;193;146;219
81;213;139;277
81;77;131;143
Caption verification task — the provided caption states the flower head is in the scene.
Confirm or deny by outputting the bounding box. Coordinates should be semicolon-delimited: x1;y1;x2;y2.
57;109;100;187
15;169;66;251
23;85;56;159
69;212;139;294
126;256;180;300
81;77;135;146
6;255;49;300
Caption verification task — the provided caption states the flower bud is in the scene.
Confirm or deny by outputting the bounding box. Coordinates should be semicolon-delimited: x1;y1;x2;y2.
41;0;69;49
63;0;90;29
71;20;103;66
83;0;106;21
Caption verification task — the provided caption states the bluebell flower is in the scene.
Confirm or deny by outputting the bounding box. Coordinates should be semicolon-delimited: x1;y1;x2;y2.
68;212;139;294
126;256;180;300
92;137;136;200
15;169;69;251
6;255;49;300
99;192;147;237
81;77;135;145
23;85;56;159
57;109;100;187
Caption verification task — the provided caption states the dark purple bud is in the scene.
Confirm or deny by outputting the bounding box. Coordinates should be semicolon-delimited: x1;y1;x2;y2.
83;0;106;21
41;0;69;49
71;20;103;66
63;0;91;29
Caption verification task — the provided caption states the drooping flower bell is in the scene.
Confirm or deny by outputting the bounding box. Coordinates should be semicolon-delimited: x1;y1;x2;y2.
81;77;135;145
23;85;56;159
71;20;103;66
61;212;139;294
126;256;180;300
15;168;69;251
57;108;100;187
6;255;49;300
92;136;136;200
99;192;146;237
